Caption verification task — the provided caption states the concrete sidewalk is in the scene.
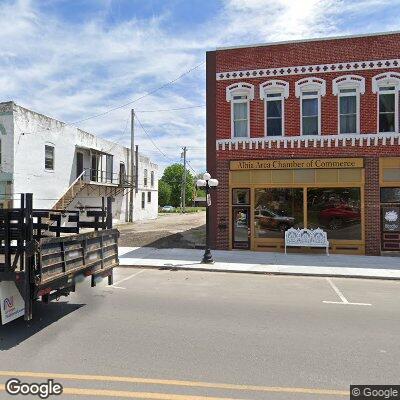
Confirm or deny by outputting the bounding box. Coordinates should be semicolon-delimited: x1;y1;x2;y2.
119;247;400;280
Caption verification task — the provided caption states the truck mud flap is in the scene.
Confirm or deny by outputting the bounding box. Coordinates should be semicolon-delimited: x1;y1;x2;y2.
0;281;25;325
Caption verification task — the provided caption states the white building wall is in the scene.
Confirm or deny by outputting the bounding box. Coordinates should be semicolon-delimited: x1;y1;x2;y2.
2;102;158;222
0;103;15;208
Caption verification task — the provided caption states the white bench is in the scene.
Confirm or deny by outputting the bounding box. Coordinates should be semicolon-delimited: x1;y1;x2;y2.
285;228;329;255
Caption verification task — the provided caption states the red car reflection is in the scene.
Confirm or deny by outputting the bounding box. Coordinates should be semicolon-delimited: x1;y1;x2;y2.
318;205;360;230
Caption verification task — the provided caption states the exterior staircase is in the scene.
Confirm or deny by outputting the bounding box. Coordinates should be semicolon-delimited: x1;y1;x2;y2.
52;172;87;211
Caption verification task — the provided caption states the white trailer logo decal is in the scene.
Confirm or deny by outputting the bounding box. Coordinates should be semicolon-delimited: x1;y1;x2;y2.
0;281;25;325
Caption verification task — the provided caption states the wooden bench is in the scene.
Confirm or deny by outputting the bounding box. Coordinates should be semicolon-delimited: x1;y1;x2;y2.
285;228;329;255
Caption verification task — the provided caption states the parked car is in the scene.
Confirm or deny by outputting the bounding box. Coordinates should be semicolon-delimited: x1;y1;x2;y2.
254;208;295;232
318;205;360;230
161;205;175;212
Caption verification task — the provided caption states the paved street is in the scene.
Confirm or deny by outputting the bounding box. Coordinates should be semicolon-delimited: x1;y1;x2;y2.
0;268;399;399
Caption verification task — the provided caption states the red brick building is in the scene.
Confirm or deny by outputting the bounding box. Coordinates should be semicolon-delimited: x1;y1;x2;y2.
206;32;400;255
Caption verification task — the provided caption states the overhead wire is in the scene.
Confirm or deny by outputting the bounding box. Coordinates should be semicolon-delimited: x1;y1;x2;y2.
71;60;205;125
135;114;177;163
135;105;205;113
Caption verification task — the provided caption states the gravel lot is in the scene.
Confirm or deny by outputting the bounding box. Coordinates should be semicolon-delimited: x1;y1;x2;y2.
116;211;205;248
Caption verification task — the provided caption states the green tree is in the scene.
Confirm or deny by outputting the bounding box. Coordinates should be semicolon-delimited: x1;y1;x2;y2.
194;172;206;198
158;180;172;207
161;163;195;208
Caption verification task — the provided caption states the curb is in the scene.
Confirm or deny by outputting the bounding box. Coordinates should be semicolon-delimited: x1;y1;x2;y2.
118;263;400;281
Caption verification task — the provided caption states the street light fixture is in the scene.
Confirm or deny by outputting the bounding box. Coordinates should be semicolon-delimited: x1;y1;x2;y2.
197;172;219;263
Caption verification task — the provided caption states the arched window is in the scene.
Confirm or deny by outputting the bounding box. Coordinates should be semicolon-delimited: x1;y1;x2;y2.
372;72;400;133
226;82;254;138
333;75;365;134
295;77;326;136
260;80;289;136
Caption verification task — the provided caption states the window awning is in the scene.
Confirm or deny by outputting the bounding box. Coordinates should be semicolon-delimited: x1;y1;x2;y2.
75;145;110;155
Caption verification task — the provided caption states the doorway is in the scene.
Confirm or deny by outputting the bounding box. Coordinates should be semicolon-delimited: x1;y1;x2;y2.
232;207;250;249
76;152;84;179
91;154;99;182
119;163;126;185
380;187;400;251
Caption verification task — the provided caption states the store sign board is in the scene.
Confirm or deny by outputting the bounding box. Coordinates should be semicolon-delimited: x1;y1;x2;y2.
230;158;364;171
382;206;400;232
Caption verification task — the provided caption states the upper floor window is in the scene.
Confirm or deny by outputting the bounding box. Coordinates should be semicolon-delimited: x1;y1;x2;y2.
147;191;151;203
150;171;154;187
333;75;365;134
45;144;55;170
144;169;148;186
295;77;326;136
260;80;289;136
372;72;400;133
226;82;254;138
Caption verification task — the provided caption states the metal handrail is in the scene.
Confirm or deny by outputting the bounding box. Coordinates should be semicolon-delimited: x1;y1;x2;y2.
66;170;86;192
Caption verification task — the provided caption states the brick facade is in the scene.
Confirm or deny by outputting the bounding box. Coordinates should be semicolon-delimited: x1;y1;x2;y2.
207;32;400;255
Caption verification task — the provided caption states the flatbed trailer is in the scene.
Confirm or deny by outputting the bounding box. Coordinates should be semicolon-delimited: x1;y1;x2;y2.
0;193;119;325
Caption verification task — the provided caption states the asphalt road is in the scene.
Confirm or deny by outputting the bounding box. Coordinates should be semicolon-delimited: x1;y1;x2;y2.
0;269;399;399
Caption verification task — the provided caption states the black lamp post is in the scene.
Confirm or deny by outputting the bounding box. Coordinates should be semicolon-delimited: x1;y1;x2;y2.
197;172;219;264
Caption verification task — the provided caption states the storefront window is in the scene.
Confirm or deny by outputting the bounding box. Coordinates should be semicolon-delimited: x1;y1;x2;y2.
254;188;303;238
307;188;361;240
381;188;400;203
233;189;250;205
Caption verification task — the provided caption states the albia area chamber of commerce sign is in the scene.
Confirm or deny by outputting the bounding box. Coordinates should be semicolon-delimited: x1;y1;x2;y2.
230;158;364;171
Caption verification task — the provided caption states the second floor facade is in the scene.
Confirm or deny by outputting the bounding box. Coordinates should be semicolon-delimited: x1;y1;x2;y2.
208;31;400;152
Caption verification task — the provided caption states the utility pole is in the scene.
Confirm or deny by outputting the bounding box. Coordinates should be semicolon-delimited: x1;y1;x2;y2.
129;109;135;222
182;146;187;213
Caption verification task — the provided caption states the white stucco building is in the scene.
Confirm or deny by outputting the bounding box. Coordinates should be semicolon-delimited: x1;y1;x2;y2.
0;101;158;223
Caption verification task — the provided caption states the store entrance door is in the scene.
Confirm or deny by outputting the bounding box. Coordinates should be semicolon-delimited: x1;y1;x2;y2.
232;207;250;249
380;188;400;251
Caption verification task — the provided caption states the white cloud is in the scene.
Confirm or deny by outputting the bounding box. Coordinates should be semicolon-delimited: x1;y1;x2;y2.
0;0;399;175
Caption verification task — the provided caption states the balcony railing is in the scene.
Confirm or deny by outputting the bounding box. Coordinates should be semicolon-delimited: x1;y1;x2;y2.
79;169;133;187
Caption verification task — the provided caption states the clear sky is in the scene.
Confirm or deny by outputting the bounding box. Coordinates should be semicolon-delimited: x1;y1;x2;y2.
1;0;400;175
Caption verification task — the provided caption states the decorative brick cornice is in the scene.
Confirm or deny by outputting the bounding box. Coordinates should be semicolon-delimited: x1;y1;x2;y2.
216;59;400;81
216;133;400;151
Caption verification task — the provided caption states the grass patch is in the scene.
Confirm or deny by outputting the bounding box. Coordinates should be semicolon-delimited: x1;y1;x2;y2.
159;207;206;214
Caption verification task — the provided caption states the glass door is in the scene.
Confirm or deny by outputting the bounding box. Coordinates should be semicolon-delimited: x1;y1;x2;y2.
381;188;400;251
232;207;250;249
232;188;251;249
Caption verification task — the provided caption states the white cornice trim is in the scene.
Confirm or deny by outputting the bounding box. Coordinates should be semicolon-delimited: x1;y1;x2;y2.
295;77;326;97
260;80;289;99
217;59;400;81
215;30;400;51
332;75;365;95
372;72;400;93
216;132;400;151
226;82;255;101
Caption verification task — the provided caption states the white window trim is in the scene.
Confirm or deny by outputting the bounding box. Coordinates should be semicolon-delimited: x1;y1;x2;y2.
260;80;289;137
226;82;254;139
333;75;365;135
295;77;326;136
372;72;400;134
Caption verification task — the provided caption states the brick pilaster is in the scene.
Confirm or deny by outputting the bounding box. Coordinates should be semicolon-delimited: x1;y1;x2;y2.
364;157;381;255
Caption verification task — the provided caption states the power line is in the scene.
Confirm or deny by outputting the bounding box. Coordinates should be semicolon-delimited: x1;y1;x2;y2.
186;160;198;175
135;114;176;163
71;60;205;125
136;105;205;113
